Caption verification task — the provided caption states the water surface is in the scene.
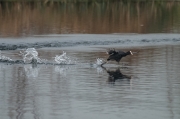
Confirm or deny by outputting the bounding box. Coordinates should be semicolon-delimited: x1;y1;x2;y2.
0;34;180;119
0;1;180;119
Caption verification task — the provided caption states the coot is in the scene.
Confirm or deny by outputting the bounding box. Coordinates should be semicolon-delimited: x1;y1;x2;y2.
107;49;133;63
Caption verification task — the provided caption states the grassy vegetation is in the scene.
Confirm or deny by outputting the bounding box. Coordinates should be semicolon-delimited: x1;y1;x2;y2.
0;0;178;9
0;0;179;2
0;0;180;36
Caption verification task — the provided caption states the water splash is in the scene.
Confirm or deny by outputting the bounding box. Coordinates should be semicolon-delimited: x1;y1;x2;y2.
95;58;106;66
54;51;76;64
0;50;13;62
20;48;47;64
91;58;106;68
96;58;104;65
0;48;76;65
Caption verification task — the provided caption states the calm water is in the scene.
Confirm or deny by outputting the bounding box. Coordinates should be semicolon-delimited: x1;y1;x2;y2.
0;1;180;119
0;34;180;119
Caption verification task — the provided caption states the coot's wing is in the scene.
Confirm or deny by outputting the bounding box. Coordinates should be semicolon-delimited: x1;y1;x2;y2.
117;50;126;55
107;49;117;55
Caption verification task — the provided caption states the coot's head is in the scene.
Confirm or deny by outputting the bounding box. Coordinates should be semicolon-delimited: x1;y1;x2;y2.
127;51;133;55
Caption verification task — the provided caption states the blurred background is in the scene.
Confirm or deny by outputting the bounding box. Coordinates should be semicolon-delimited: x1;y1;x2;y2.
0;1;180;119
0;0;180;37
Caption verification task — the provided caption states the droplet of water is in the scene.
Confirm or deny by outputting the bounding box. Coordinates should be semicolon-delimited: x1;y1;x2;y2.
54;51;75;64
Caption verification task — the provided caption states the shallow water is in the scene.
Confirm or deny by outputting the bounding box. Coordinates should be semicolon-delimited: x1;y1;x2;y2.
0;34;180;119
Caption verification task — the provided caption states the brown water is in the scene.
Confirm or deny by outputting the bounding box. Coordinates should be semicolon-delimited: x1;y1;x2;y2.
0;1;180;119
0;1;180;36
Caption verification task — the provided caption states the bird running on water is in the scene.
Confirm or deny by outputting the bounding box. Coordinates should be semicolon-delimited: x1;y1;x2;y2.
106;49;133;64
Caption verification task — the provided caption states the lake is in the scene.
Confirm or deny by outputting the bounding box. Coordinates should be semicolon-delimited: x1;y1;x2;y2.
0;1;180;119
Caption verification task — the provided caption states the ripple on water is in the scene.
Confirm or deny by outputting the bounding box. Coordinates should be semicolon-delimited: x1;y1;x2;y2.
0;39;180;119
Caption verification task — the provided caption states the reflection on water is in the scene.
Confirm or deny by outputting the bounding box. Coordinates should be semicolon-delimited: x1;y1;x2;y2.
24;64;39;78
0;1;180;36
0;44;180;119
102;67;131;83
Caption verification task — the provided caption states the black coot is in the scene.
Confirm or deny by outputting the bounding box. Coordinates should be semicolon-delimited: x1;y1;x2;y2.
107;49;133;63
